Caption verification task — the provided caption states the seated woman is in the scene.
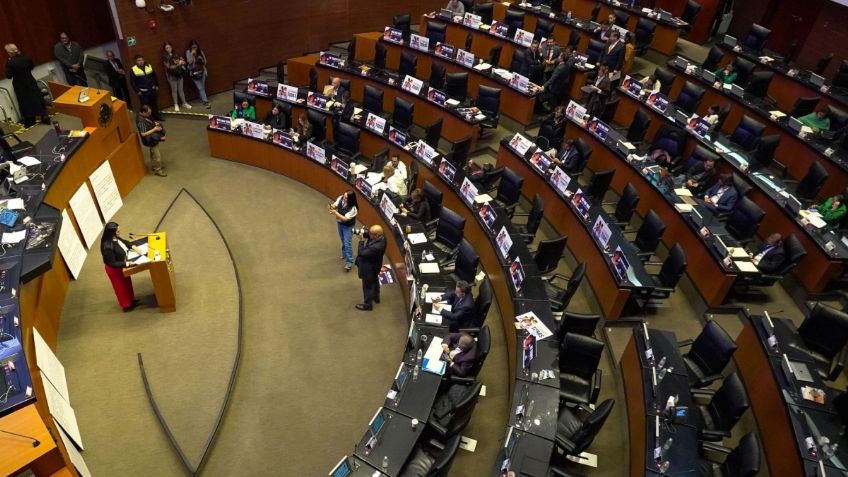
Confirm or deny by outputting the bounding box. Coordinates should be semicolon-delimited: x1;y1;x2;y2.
294;113;313;142
798;108;831;132
714;63;737;84
402;188;432;222
263;104;286;129
812;193;846;226
640;74;662;94
230;98;256;120
648;147;674;169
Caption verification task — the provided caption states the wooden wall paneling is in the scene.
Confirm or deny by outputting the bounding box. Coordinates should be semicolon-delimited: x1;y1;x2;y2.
728;0;768;41
760;0;824;58
796;2;848;77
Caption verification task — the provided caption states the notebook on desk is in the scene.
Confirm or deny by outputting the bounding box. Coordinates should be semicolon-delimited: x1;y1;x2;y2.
790;361;815;382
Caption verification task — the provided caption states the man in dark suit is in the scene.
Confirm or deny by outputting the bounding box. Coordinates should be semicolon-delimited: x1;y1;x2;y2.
441;332;478;377
555;138;582;173
4;44;48;127
355;225;387;310
750;233;785;273
677;156;717;194
538;47;574;110
702;173;738;214
433;280;476;329
539;37;561;79
599;30;624;71
105;50;130;103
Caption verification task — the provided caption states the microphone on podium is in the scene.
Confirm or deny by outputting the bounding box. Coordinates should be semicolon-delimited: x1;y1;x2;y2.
0;428;40;447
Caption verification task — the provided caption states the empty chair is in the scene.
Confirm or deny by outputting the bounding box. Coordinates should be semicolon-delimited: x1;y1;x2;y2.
476;85;501;131
392;97;414;130
653;67;675;95
306;109;327;142
742;23;770;51
698;432;761;477
493;167;524;216
445;72;469;101
427;21;447;44
430;62;447;90
690;372;749;441
790;161;829;201
445;135;472;165
515;194;545;244
585;168;615;202
631;210;666;258
423;180;443;228
308;67;318;92
680;0;701;34
474;2;494;24
789;96;821;118
393;13;411;40
545;262;586;313
751;135;779;170
796;303;848;381
675;81;706;115
733;57;756;86
419;118;443;150
568;30;581;49
362;84;384;115
451;239;479;283
679;320;737;388
406;160;419;195
488;45;502;67
730;115;766;151
427;382;482;439
590;2;602;21
701;46;724;72
509;49;526;74
557;312;600;339
626;109;651;143
535;18;555;39
374;42;387;69
600;96;619;124
333;122;361;158
399;433;462;477
612;182;640;226
433;207;466;254
568;137;593;178
479;166;504;191
559;333;604;405
554;399;615;458
399;51;418;77
833;60;848;89
459;0;473;11
725;197;764;245
638;243;687;302
504;9;525;36
732;172;752;198
744;71;773;99
614;10;629;27
532;235;567;275
368;147;389;173
586;38;606;65
634;18;657;56
827;104;848;131
472;280;494;328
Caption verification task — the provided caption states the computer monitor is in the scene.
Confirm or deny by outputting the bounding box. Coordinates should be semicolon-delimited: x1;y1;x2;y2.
788;117;804;134
701;69;716;84
329;457;353;477
729;83;744;98
722;35;737;48
671;56;688;70
370;409;387;437
714;235;729;257
691;207;704;228
786;195;802;215
809;72;826;88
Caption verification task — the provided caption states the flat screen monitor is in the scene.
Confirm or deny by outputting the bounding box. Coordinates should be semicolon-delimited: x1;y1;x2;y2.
329;457;352;477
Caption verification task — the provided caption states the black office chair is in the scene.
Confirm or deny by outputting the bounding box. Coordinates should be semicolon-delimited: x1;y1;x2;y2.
630;210;665;259
833;60;848;89
732;172;752;198
427;21;447;44
609;182;640;227
729;115;766;151
479;166;504;191
515;194;544;244
600;96;619;124
614;10;629;27
733;57;756;86
554;399;615;458
698;432;761;477
430;62;447;90
367;147;389;174
393;13;412;41
474;2;494;25
432;207;466;255
459;0;473;11
423;180;443;230
399;433;462;477
504;9;525;36
445;136;472;165
306;109;327;142
795;302;848;381
362;84;384;115
487;45;502;67
751;135;779;170
445;72;469;101
559;333;604;405
585;168;615;202
545;262;587;313
449;326;491;382
634;18;657;56
680;0;701;34
701;46;724;72
491;167;524;217
449;238;479;284
590;2;602;21
737;234;806;290
399;51;418;78
557;312;600;339
725;197;764;245
538;120;566;148
789;96;821;118
271;100;292;130
333;122;362;159
407;160;419;195
639;243;687;303
509;49;526;74
427;382;482;439
392;97;414;131
744;71;773;99
567;30;581;49
786;161;828;203
626;109;651;144
532;235;567;276
475;85;501;132
679;320;737;388
308;67;318;92
472;280;494;328
374;42;387;70
653;67;675;95
568;137;592;178
535;18;555;40
586;38;606;65
675;81;706;115
827;104;848;132
690;372;749;441
742;24;770;52
422;117;443;149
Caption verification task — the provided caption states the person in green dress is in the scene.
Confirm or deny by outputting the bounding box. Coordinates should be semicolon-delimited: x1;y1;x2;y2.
230;98;256;120
714;63;737;84
798;108;831;132
813;193;846;226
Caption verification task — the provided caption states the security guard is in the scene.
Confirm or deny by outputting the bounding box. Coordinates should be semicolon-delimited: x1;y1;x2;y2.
129;55;162;120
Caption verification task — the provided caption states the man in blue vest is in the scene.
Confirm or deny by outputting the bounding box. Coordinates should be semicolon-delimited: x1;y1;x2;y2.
129;55;163;120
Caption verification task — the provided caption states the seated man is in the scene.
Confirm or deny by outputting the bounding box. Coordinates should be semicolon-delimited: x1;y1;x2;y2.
389;154;408;179
440;332;478;377
323;76;346;102
701;173;738;214
675;156;717;194
433;280;476;329
380;164;408;197
554;138;581;173
749;233;785;273
798;108;831;133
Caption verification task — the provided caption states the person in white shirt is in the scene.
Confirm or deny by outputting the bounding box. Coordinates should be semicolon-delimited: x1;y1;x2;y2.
389;154;408;179
446;0;465;15
383;164;408;196
328;190;358;271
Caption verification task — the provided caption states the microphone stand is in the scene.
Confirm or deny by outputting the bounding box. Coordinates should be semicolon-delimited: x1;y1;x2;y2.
0;428;40;447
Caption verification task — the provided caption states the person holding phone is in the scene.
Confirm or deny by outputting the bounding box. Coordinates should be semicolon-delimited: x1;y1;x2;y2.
329;190;358;271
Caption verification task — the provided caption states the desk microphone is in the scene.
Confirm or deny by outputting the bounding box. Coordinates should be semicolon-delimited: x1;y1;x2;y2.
0;428;40;447
128;232;157;239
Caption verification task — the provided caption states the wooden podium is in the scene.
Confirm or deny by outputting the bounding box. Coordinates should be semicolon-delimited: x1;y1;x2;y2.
124;234;176;313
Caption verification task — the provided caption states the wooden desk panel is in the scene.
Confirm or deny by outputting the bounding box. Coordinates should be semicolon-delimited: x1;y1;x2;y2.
286;54;318;87
354;32;382;62
420;15;516;70
0;404;62;477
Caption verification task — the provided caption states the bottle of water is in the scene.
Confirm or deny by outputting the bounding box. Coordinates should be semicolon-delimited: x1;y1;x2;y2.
413;365;420;381
657;356;667;370
566;10;572;20
382;456;389;470
416;348;423;364
662;437;673;452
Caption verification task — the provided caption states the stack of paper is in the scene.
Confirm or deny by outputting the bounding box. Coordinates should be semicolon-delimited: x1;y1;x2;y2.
407;232;428;244
419;262;440;274
474;62;492;71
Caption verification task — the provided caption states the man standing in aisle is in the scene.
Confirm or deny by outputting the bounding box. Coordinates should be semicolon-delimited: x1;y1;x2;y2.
4;43;49;127
355;225;386;311
105;50;130;103
53;32;88;86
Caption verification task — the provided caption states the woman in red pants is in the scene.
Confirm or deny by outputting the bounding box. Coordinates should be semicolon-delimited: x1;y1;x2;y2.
101;222;140;312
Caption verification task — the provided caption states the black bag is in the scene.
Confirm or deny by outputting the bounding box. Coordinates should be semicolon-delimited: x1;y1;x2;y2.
190;69;204;80
141;129;164;147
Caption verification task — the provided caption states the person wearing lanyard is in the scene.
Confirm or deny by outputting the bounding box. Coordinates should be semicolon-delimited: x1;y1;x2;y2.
100;222;142;312
328;190;358;271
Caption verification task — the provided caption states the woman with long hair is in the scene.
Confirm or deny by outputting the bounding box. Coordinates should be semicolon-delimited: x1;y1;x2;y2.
328;190;358;271
100;222;140;311
185;39;210;109
162;42;190;111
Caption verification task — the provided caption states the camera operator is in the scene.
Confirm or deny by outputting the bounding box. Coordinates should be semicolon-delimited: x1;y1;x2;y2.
354;225;386;311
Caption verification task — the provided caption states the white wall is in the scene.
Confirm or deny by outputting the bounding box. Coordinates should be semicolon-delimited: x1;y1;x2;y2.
0;41;121;123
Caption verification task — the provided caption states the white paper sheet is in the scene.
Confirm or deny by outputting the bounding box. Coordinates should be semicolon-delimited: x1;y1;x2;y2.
1;230;26;244
69;184;103;249
57;210;87;279
419;262;440;274
33;328;71;402
43;377;84;449
89;161;123;223
54;420;92;477
17;156;41;166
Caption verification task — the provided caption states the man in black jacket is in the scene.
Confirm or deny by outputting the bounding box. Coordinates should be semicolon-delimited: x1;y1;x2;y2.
105;50;130;102
4;43;48;127
538;46;574;110
750;233;785;274
433;280;477;330
599;30;624;71
355;225;387;310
